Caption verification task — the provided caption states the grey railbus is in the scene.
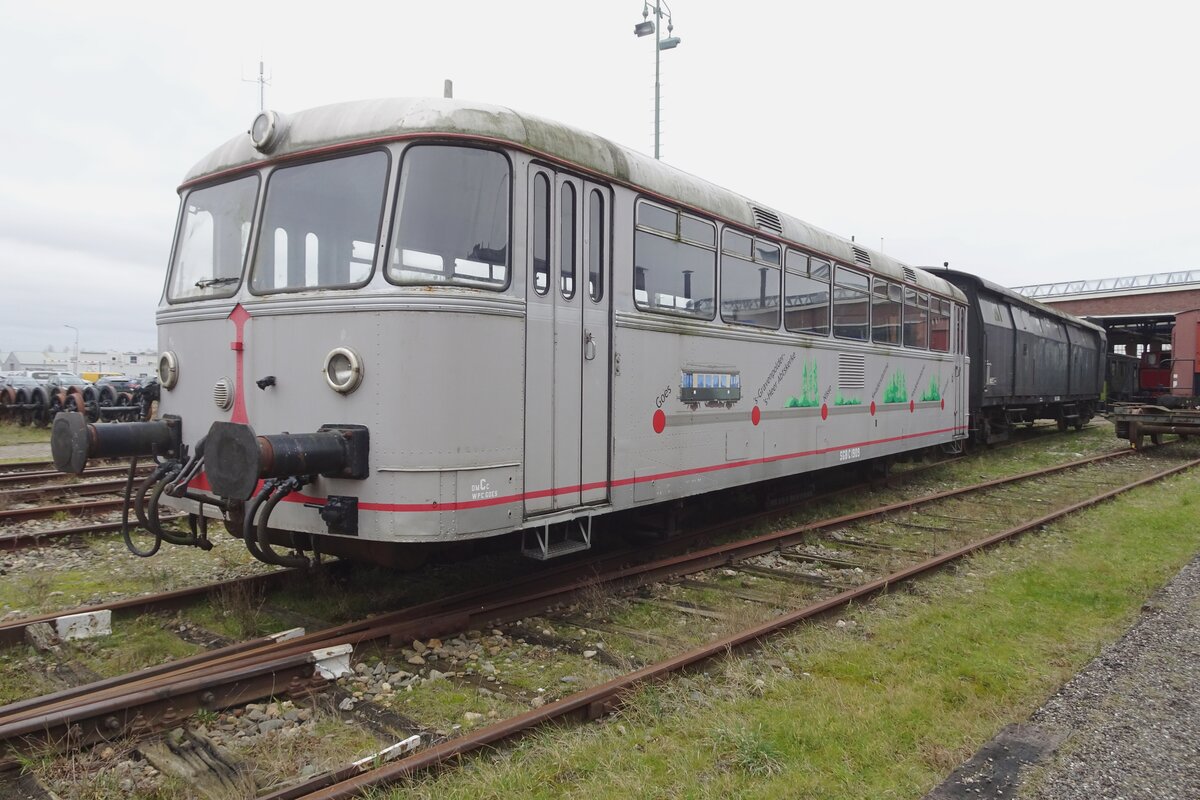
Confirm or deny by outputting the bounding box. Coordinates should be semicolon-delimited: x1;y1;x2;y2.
52;98;971;566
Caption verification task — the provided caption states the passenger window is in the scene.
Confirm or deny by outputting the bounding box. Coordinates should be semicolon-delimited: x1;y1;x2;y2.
871;279;902;346
532;173;550;295
720;231;780;329
560;182;576;299
389;145;510;290
833;266;869;341
930;297;951;352
588;189;604;302
784;251;830;336
904;289;929;349
633;200;716;320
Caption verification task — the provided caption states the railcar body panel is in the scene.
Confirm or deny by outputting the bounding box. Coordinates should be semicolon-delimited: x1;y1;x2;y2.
139;98;971;556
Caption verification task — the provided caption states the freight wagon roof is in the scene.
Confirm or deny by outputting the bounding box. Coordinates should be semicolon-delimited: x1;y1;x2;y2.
930;268;1105;334
184;97;964;302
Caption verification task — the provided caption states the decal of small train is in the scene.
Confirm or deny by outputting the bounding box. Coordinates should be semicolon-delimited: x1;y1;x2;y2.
681;369;742;409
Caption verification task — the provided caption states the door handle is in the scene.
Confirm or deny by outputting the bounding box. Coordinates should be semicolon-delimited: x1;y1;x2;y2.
584;331;596;361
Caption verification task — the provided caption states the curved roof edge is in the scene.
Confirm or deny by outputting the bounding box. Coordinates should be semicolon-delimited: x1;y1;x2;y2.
184;97;962;301
929;268;1106;334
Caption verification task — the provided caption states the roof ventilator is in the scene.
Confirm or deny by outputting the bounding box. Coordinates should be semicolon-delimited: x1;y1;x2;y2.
851;246;872;267
751;206;783;235
903;266;918;283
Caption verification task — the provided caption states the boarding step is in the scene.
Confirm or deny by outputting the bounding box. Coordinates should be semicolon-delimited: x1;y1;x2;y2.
521;516;592;560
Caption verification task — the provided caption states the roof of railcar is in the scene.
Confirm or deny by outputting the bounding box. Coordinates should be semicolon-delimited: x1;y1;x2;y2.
185;97;964;300
929;268;1106;335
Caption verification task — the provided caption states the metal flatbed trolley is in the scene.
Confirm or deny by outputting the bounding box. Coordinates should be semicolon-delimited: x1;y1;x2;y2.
1112;405;1200;449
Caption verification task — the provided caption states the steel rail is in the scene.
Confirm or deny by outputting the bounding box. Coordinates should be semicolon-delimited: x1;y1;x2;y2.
0;464;145;487
0;478;133;505
0;446;1145;752
0;498;126;524
276;454;1200;800
0;458;128;477
0;515;185;552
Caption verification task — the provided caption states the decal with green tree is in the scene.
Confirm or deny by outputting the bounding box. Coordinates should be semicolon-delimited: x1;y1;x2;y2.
883;370;908;403
785;360;821;408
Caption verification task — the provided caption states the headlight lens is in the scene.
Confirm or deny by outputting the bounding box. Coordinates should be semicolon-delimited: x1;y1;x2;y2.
324;347;363;394
158;351;179;389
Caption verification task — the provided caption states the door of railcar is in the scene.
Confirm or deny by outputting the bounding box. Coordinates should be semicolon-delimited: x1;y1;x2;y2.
955;303;968;437
524;165;612;515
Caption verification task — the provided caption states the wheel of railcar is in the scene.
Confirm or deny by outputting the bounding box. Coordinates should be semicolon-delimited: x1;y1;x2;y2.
13;388;30;426
0;386;14;420
29;386;51;428
64;386;87;415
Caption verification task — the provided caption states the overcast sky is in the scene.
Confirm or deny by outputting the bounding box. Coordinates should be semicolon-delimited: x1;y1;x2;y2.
2;1;1197;356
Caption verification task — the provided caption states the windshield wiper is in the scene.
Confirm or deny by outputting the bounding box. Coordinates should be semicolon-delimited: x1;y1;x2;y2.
195;277;240;289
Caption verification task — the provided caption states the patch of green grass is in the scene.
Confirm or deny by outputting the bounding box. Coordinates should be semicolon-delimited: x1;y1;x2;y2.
0;645;62;705
386;465;1200;800
0;423;51;446
72;616;203;677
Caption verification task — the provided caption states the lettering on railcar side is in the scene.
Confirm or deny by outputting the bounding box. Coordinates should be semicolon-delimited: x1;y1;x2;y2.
471;479;499;501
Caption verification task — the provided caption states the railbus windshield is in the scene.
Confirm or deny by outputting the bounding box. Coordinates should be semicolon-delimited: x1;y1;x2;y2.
387;144;511;290
166;175;259;302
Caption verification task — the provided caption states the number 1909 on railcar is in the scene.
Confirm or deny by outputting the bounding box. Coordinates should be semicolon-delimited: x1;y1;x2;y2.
51;98;970;566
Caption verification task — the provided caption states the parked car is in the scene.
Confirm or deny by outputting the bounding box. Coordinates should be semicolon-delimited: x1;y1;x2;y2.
1;373;43;391
29;371;92;389
94;375;143;393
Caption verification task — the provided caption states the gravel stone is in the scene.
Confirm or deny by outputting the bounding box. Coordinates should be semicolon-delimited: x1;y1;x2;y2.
1013;554;1200;800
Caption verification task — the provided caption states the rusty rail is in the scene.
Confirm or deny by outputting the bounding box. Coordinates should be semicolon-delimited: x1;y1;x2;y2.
275;453;1200;800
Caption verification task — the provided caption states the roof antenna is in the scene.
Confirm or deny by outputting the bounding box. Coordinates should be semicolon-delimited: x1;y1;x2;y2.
444;79;453;99
242;59;272;111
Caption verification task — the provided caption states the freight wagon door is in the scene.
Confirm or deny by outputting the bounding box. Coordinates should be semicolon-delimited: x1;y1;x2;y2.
524;166;612;515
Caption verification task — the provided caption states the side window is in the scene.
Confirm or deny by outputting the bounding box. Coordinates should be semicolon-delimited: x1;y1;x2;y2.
784;251;830;336
588;189;605;302
904;289;930;349
388;145;511;290
871;278;902;345
560;182;576;299
930;297;951;352
720;230;780;329
532;173;550;295
633;200;716;319
833;266;870;341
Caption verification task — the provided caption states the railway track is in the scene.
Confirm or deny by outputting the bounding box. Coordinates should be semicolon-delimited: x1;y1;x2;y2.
2;439;1193;798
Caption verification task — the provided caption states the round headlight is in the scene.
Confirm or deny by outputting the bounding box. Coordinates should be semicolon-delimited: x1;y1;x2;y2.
249;110;287;153
158;351;179;390
324;347;363;394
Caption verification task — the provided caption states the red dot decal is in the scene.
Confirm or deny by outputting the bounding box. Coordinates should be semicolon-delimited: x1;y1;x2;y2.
870;400;876;416
751;406;761;426
821;403;829;421
652;409;666;433
909;399;915;413
941;398;945;410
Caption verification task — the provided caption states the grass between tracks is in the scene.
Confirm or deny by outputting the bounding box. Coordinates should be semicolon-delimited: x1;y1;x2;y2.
386;461;1200;799
0;422;51;447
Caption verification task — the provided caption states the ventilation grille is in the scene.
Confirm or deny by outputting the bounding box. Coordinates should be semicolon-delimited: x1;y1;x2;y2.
751;206;783;235
851;246;872;267
902;266;917;283
213;377;233;410
838;354;866;390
